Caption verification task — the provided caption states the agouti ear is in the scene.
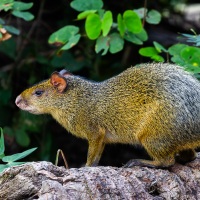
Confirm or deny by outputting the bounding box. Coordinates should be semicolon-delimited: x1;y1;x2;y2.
59;69;72;77
50;72;67;93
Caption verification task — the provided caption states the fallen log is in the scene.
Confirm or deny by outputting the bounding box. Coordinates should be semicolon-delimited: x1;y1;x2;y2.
0;153;200;200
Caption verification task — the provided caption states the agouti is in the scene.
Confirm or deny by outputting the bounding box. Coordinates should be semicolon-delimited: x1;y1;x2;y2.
15;63;200;168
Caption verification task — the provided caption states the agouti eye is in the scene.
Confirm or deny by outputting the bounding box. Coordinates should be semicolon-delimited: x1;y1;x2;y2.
34;90;44;97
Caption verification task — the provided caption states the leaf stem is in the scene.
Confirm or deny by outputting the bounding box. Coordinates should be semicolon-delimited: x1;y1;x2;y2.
142;0;147;27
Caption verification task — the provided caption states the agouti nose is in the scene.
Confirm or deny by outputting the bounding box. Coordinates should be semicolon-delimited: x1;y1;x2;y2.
15;95;22;107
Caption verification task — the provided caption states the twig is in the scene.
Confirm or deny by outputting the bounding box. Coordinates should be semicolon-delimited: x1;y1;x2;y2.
55;149;69;169
142;0;148;27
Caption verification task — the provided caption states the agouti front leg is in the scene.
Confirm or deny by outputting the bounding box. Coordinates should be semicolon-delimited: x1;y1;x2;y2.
86;127;106;167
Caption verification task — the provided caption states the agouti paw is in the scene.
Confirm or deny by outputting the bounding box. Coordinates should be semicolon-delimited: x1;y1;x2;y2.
123;159;163;169
123;159;143;168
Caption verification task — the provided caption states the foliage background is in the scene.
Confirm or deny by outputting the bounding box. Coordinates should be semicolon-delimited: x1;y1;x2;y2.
0;0;200;167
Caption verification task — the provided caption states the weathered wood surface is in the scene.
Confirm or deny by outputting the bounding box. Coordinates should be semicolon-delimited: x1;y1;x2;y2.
0;154;200;200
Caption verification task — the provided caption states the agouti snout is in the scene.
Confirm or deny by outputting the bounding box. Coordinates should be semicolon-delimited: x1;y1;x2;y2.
16;63;200;168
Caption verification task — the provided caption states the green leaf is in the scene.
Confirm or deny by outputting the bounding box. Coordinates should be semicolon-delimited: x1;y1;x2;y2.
135;28;148;41
123;10;142;34
185;66;200;74
139;47;158;57
171;56;185;66
153;41;167;53
0;33;2;39
0;162;27;173
139;46;164;61
97;9;105;18
13;2;33;11
6;162;25;166
168;44;187;66
0;164;8;173
61;34;81;50
168;44;187;65
48;25;79;45
134;8;147;19
12;10;34;21
95;36;109;55
0;128;5;159
124;32;143;45
85;14;101;40
168;44;187;56
151;54;164;62
109;33;124;54
77;10;97;20
2;147;37;163
101;11;113;37
180;47;200;69
181;47;199;60
124;28;147;45
146;10;161;24
4;25;20;35
0;0;13;11
117;14;125;37
181;33;200;46
0;162;25;173
70;0;103;12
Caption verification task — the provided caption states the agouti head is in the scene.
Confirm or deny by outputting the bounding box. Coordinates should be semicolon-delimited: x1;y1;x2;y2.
15;69;71;114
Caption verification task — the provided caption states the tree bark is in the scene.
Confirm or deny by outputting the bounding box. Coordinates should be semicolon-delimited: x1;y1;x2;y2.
0;154;200;200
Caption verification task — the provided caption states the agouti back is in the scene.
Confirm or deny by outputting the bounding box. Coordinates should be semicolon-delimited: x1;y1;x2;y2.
15;63;200;167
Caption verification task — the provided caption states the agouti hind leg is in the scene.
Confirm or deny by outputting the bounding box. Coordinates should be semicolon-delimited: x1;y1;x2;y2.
176;149;197;164
124;140;176;168
124;149;197;168
124;155;175;168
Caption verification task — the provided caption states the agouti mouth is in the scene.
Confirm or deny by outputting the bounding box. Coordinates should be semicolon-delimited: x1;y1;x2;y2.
26;109;41;114
20;107;41;115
